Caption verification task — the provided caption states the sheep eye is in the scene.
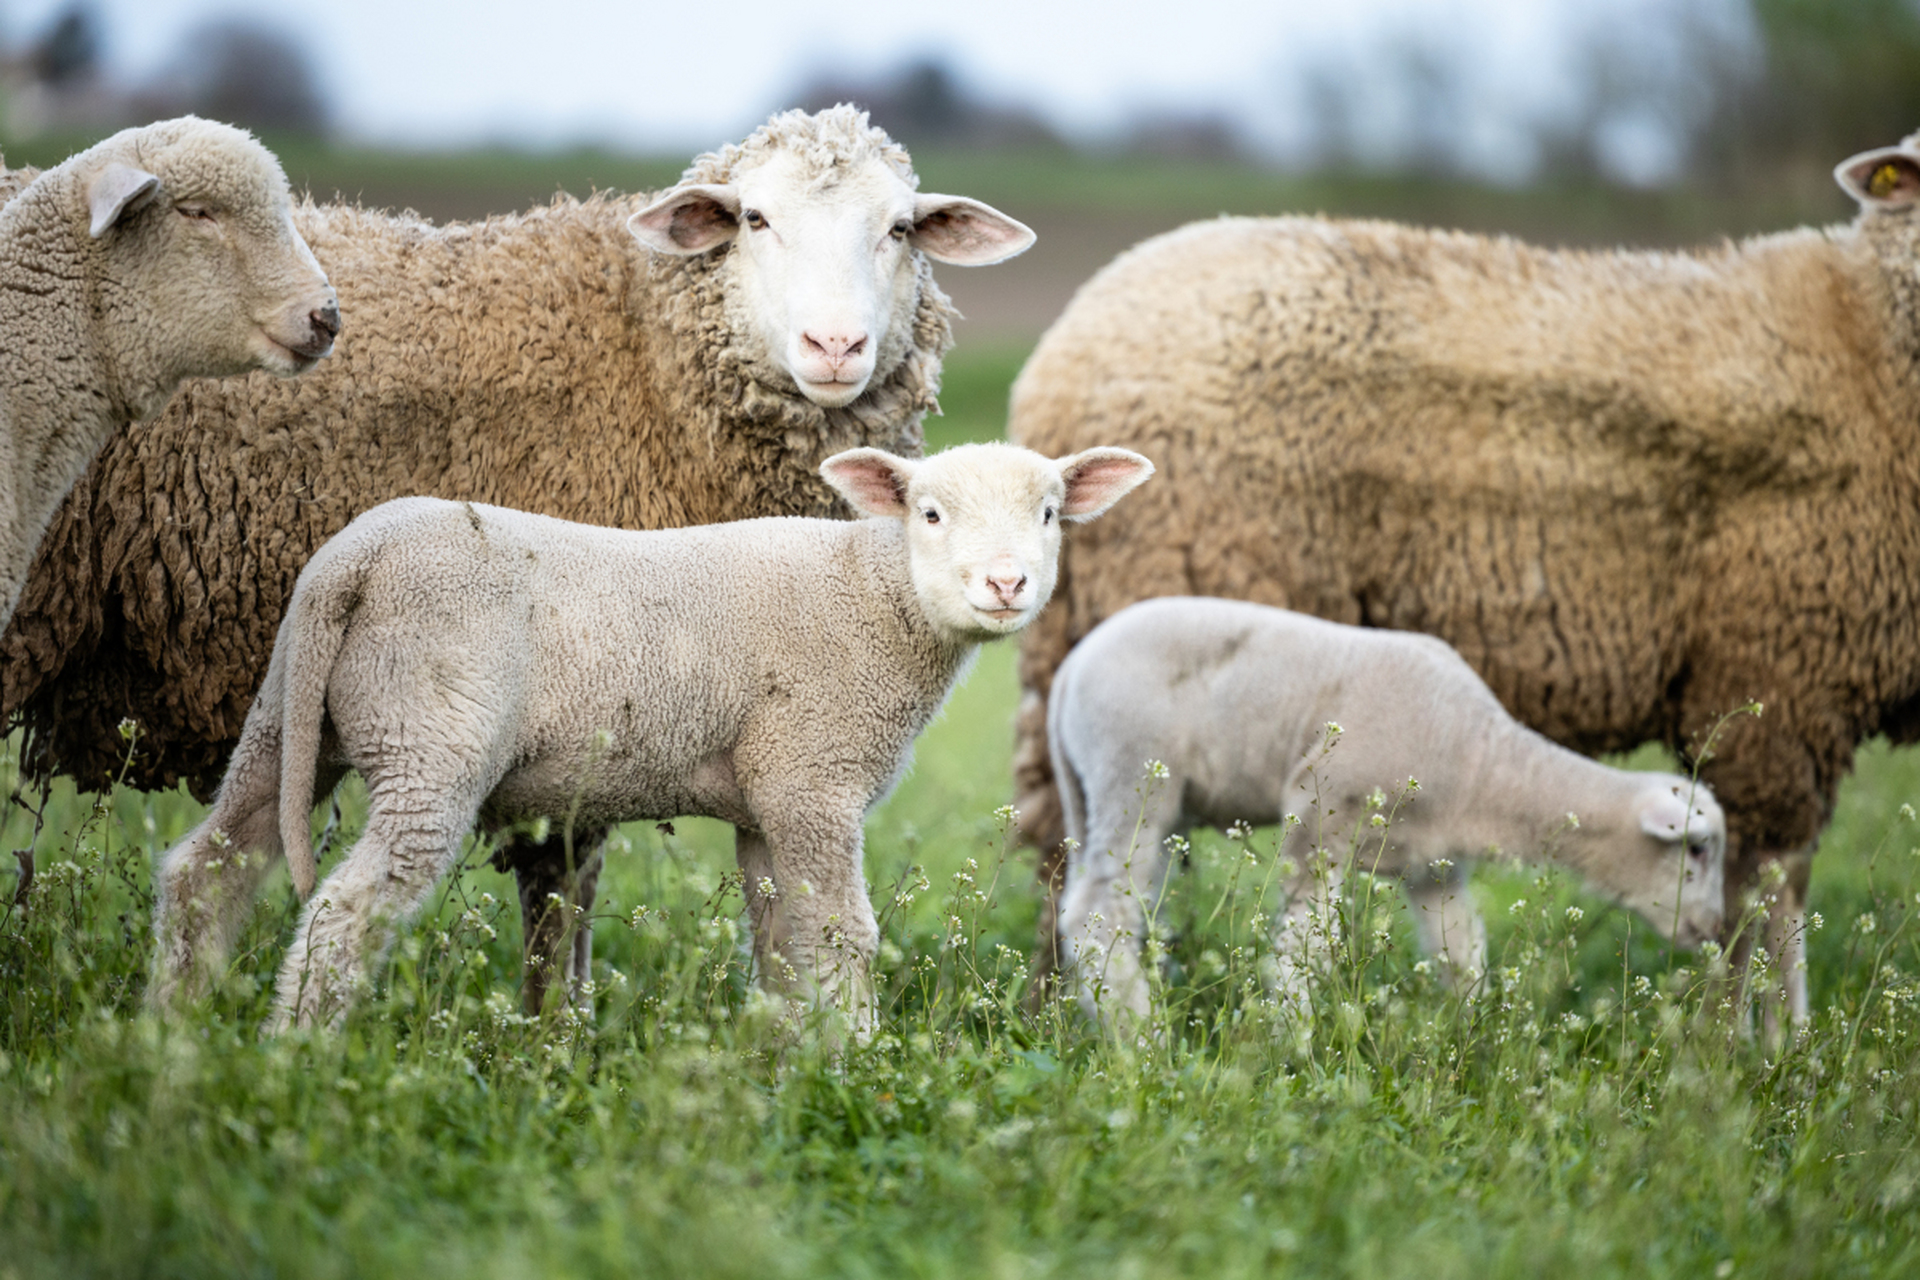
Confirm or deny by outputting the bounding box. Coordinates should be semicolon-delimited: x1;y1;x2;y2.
923;509;941;525
1043;505;1055;525
176;205;215;223
742;209;768;230
890;220;911;241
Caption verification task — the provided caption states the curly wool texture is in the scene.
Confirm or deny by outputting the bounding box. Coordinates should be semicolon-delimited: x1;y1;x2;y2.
1010;199;1920;967
0;115;959;796
0;118;331;631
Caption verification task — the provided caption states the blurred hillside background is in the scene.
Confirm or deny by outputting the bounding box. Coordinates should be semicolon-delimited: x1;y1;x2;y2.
2;0;1917;354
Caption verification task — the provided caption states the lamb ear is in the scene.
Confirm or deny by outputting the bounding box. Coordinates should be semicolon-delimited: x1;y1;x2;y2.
821;448;918;518
88;162;160;238
1639;791;1689;842
1057;447;1155;522
628;183;741;254
1834;146;1920;208
910;194;1036;265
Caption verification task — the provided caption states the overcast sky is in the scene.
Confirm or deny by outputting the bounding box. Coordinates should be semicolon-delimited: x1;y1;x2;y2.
0;0;1742;176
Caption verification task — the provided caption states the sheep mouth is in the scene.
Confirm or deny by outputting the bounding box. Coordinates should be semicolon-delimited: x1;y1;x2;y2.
975;606;1026;624
795;374;871;407
259;330;332;374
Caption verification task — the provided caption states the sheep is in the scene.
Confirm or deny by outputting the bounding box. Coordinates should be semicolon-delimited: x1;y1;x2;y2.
0;105;1032;1007
0;116;337;630
1009;128;1920;1032
1048;597;1725;1026
146;442;1154;1030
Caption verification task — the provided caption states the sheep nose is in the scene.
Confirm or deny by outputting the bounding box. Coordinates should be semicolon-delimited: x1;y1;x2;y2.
802;330;868;365
987;572;1027;604
311;301;341;340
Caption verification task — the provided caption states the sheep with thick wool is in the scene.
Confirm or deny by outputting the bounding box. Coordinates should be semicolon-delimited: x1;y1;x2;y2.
0;116;336;630
1049;598;1725;1026
148;442;1154;1030
0;104;1029;794
2;105;1031;1005
1012;129;1920;1029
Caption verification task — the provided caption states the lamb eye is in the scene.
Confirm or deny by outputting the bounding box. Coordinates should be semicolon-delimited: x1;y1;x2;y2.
176;205;215;222
1043;505;1055;525
923;509;941;525
890;219;911;241
743;209;768;230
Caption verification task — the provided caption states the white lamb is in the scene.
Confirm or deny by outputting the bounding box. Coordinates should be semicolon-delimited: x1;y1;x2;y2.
1049;597;1726;1026
149;442;1154;1031
0;116;337;628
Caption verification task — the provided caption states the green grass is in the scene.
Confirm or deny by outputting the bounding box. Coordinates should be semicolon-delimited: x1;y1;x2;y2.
3;644;1920;1278
0;143;1915;1269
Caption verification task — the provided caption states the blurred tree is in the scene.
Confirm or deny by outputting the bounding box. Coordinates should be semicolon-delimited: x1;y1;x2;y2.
1699;0;1920;183
28;4;101;88
793;57;1061;151
143;18;328;137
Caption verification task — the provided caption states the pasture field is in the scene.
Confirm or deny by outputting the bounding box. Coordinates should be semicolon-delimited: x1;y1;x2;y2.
1;347;1918;1277
0;140;1916;1274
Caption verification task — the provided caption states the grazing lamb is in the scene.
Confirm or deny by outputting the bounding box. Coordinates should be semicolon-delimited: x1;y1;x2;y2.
1012;129;1920;1030
148;442;1153;1031
0;116;337;628
1051;598;1726;1026
0;105;1030;1008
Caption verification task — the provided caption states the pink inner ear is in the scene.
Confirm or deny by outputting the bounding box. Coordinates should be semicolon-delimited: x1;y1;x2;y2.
824;456;910;516
662;197;735;250
1062;456;1149;516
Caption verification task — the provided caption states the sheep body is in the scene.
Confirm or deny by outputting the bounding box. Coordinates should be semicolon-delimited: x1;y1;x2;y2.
0;105;1029;797
1013;134;1920;1024
0;116;335;629
1050;597;1726;1022
150;443;1153;1029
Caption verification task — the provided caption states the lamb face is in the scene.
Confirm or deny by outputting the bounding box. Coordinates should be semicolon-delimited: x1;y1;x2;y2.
1621;778;1728;949
85;117;338;405
822;442;1156;643
629;108;1032;408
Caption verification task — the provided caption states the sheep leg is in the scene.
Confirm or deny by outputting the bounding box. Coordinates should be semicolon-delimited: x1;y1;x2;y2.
755;808;878;1040
1265;844;1346;1019
1735;847;1813;1041
149;714;342;1010
1056;780;1182;1033
150;792;284;1010
735;826;787;984
1402;861;1487;993
272;780;483;1030
491;825;608;1016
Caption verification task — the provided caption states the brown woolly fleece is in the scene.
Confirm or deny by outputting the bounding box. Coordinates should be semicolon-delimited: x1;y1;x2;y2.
0;127;959;795
1010;198;1920;1005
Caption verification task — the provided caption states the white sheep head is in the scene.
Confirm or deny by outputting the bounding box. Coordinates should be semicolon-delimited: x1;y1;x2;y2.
628;105;1033;409
821;442;1155;642
1624;778;1727;949
78;116;339;413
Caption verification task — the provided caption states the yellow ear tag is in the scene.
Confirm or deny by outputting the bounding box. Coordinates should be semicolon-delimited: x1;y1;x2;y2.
1871;162;1904;198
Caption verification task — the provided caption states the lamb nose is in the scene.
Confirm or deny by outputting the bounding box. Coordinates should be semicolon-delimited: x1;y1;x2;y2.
311;302;341;339
988;573;1026;602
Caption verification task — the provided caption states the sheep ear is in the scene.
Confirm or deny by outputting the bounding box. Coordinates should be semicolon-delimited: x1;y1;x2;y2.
822;448;917;518
1057;447;1155;522
910;194;1036;265
88;162;160;238
1639;791;1689;842
1834;146;1920;208
628;183;740;254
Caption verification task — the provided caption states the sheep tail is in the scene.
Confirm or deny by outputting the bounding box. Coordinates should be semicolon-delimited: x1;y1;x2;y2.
277;555;359;899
